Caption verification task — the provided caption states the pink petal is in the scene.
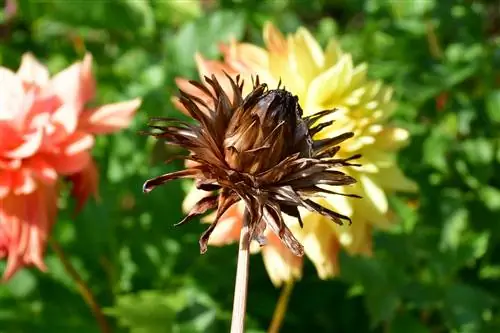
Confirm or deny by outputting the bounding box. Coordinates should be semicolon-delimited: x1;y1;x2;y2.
43;131;94;175
80;53;96;104
0;157;21;169
0;184;57;281
68;158;99;213
64;132;94;155
0;121;20;152
48;150;91;175
11;169;36;195
24;156;57;185
0;172;12;198
16;53;50;88
0;68;25;121
80;98;141;134
3;127;43;159
49;52;95;111
49;103;79;140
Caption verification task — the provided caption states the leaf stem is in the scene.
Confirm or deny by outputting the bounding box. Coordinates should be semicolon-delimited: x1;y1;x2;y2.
268;280;294;333
50;239;111;333
230;210;251;333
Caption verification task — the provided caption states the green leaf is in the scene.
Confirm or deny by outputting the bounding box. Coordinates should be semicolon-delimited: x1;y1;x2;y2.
5;269;37;298
166;10;246;72
439;207;468;252
443;283;495;331
391;312;430;333
486;91;500;124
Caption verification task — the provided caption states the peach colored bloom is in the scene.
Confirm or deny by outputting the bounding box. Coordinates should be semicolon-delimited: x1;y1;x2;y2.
177;22;417;286
0;53;141;280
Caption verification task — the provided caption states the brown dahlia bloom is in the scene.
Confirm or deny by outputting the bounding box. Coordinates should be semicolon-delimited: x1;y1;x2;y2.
142;75;359;256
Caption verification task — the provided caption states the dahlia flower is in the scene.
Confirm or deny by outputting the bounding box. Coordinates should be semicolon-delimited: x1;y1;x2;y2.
177;22;417;286
143;75;357;256
0;52;141;280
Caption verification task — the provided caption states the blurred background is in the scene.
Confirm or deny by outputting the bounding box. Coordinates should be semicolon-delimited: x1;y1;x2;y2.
1;0;499;332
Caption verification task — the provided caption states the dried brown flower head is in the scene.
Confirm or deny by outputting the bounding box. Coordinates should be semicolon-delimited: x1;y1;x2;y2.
142;75;360;256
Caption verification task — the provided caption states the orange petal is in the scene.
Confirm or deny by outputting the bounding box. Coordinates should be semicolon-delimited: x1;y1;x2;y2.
80;98;141;134
205;203;245;246
263;22;287;54
220;40;269;72
195;53;238;81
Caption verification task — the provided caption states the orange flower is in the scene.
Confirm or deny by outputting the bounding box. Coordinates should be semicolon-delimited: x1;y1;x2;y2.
0;53;141;280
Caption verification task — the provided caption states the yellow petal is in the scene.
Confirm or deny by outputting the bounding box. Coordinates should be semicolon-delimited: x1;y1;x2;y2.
261;233;303;287
374;127;410;151
372;166;418;193
296;214;341;279
289;27;324;83
332;216;373;255
323;39;343;68
360;174;388;214
306;54;353;109
349;63;368;89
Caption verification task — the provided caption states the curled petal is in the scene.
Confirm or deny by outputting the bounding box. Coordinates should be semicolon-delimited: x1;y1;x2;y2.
264;205;304;257
143;168;201;193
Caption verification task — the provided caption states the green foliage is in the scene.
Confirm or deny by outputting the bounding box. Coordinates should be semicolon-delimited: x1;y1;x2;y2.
1;0;499;332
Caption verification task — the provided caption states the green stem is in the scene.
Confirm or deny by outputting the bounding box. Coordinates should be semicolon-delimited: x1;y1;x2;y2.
268;280;295;333
50;239;111;333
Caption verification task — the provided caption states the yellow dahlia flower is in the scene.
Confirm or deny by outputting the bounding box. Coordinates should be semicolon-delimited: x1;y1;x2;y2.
176;22;417;286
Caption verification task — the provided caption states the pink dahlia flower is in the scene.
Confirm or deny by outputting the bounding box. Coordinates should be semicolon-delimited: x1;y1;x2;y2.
0;52;141;280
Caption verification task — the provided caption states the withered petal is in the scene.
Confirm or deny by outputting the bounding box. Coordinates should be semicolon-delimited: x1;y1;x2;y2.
303;199;352;225
199;221;219;254
264;204;304;257
309;120;334;137
303;108;337;127
281;204;304;228
313;132;354;156
175;193;219;227
143;168;200;193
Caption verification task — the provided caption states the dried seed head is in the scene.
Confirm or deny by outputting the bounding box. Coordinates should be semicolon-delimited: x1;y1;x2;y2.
142;75;360;256
223;89;312;174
